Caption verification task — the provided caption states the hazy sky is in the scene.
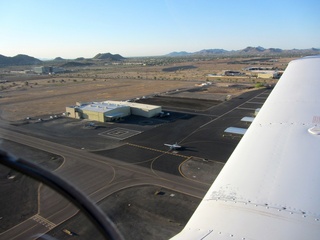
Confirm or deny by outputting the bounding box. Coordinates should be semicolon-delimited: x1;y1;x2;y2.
1;0;319;58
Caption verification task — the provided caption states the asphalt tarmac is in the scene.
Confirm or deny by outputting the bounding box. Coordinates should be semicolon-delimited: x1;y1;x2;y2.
0;87;271;239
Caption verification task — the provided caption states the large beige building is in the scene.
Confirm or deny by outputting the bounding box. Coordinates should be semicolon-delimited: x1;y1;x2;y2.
66;101;162;122
106;101;162;118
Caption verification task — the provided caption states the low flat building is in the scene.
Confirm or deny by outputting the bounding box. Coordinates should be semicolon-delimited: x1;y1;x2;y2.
106;101;162;118
66;100;162;122
66;102;130;122
257;71;278;79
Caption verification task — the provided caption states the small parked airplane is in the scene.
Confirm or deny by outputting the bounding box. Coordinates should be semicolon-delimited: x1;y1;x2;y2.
164;142;182;150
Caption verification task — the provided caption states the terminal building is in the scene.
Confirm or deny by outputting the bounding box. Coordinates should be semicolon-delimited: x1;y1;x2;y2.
66;101;162;122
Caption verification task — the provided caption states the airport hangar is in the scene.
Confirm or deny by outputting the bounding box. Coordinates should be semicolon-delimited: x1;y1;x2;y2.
66;100;162;122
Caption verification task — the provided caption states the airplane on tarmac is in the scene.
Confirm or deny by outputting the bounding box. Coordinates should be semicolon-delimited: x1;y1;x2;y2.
164;142;182;150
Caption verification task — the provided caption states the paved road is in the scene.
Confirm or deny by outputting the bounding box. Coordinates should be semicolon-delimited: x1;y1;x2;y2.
0;126;208;240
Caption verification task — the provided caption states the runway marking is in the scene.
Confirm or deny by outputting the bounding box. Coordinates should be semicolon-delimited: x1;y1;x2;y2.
37;183;42;213
247;101;264;104
255;96;268;99
99;128;141;140
126;143;188;158
31;214;56;230
237;107;257;111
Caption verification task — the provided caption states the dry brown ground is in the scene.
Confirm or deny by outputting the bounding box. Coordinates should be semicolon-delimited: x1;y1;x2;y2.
0;57;290;121
0;79;196;121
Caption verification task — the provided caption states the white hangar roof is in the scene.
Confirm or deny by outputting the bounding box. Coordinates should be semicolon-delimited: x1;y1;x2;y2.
76;102;129;113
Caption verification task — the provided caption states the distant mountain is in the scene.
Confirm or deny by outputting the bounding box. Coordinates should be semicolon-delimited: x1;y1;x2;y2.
195;49;229;55
93;53;126;61
166;51;192;57
0;54;42;66
267;48;283;53
165;47;320;57
54;57;65;61
238;46;284;54
167;49;228;56
240;46;265;53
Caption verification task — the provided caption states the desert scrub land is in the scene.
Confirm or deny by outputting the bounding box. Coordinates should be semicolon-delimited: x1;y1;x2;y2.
0;57;288;121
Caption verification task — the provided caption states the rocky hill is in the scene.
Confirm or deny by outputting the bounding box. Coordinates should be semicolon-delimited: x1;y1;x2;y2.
0;52;126;67
0;54;42;66
53;57;65;61
93;53;126;61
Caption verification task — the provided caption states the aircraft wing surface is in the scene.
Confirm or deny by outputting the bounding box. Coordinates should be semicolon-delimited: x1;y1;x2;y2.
171;56;320;240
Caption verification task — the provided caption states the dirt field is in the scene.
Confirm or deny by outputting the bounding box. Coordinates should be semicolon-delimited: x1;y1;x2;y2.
0;57;287;122
0;78;197;121
0;78;251;121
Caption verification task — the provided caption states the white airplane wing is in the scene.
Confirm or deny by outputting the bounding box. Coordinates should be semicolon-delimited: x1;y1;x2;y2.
172;56;320;240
